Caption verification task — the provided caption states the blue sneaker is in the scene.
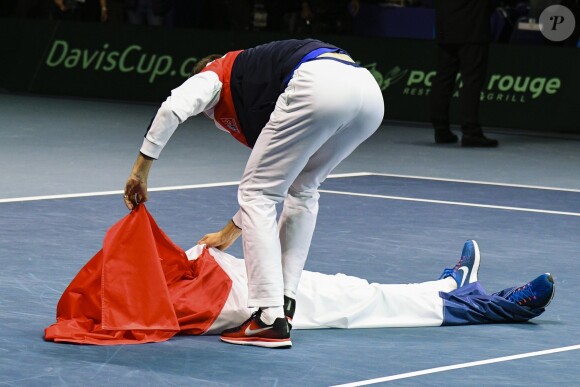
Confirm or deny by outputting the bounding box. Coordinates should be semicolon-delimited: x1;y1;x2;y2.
507;273;555;309
439;240;481;288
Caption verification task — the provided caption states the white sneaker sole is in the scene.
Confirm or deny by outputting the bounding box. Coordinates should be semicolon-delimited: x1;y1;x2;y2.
220;337;292;348
469;240;481;284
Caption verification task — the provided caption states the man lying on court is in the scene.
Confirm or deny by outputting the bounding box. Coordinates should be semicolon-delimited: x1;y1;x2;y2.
44;206;555;348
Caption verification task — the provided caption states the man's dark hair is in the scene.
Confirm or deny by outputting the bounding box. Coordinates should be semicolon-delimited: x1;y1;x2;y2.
191;54;223;77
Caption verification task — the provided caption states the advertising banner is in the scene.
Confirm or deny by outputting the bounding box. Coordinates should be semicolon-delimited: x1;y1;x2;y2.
0;19;578;132
335;36;578;133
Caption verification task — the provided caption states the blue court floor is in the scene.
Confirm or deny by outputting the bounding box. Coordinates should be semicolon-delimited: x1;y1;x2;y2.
2;174;579;386
1;94;580;386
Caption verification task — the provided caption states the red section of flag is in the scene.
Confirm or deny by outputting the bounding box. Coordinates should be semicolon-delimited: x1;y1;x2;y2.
44;205;232;345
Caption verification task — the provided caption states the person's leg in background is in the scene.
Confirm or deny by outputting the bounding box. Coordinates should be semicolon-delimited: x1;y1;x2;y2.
430;44;461;144
457;43;498;147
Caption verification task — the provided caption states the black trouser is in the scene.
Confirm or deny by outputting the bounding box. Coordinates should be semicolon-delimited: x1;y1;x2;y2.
430;43;489;136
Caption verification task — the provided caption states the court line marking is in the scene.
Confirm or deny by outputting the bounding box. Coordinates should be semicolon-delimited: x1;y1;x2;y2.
0;172;372;204
318;189;580;217
0;181;241;204
331;344;580;386
367;172;580;193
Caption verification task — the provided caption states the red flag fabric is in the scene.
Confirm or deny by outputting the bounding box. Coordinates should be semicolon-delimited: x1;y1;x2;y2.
44;205;232;345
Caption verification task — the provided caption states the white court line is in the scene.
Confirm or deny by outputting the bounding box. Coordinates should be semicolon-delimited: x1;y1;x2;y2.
331;344;580;386
367;172;580;193
318;189;580;217
0;181;240;204
0;172;372;204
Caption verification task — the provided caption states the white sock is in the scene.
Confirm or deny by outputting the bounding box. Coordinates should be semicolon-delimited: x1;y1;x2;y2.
260;306;284;325
445;276;458;291
284;289;296;299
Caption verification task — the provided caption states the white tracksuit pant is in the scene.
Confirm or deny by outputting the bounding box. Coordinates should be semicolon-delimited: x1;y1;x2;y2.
186;246;453;335
235;59;385;307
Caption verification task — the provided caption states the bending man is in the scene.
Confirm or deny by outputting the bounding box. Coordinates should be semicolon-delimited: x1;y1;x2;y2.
123;39;384;348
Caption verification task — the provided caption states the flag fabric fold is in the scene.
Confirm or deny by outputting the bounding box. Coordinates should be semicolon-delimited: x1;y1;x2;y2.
44;205;232;345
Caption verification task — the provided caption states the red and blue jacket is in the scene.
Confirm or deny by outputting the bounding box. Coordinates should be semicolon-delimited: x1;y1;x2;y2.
201;39;342;148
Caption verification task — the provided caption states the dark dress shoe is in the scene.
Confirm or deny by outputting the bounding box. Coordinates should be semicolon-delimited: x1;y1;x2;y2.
435;130;458;144
461;134;499;147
